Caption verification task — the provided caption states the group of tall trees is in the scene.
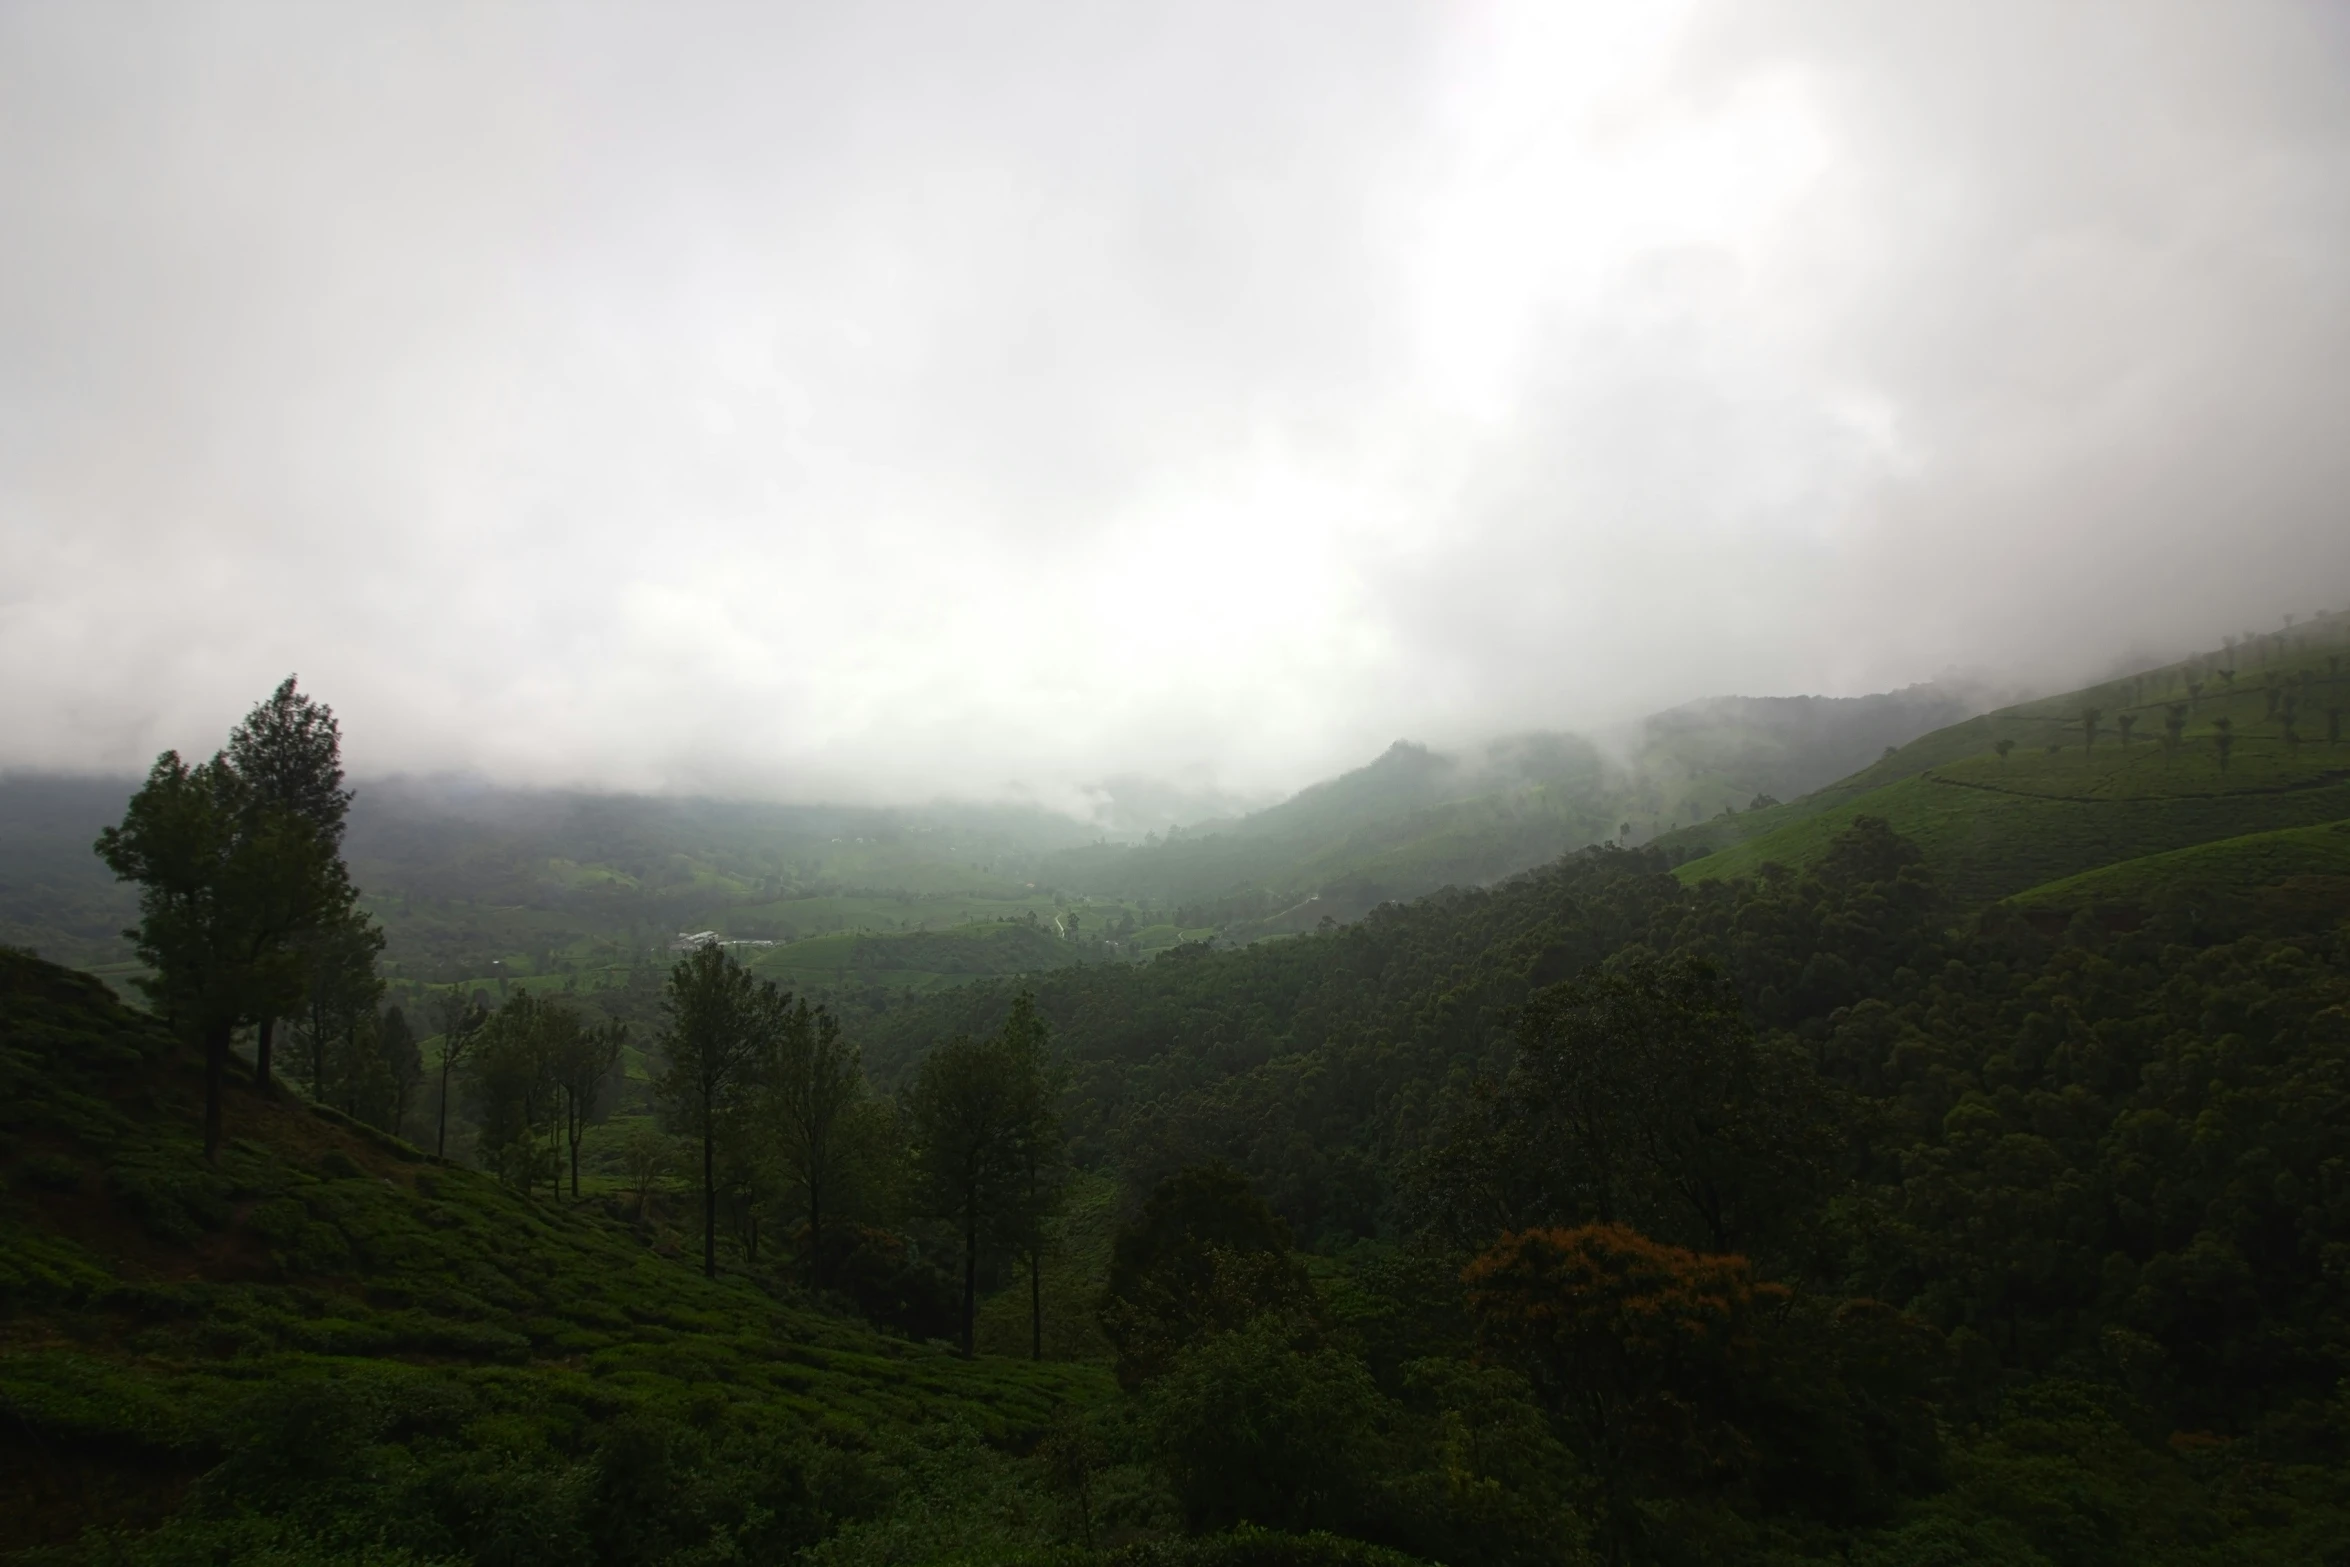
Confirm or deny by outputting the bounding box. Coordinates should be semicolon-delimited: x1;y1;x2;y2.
455;990;629;1199
96;678;383;1159
905;991;1065;1357
96;684;1075;1353
651;940;1067;1356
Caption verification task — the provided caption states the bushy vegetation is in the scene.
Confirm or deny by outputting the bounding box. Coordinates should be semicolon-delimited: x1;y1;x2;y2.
846;805;2350;1563
0;948;1109;1561
12;635;2350;1565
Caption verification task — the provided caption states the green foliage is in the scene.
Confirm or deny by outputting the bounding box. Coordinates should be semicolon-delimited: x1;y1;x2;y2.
907;1009;1063;1357
654;942;791;1276
1143;1315;1392;1536
1675;615;2350;901
2006;817;2350;929
94;744;359;1158
0;945;1107;1563
1417;953;1836;1260
21;625;2350;1563
1098;1166;1316;1390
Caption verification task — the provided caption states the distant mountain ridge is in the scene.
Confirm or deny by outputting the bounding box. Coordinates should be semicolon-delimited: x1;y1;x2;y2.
0;676;2002;982
1635;683;1985;804
1040;681;1998;927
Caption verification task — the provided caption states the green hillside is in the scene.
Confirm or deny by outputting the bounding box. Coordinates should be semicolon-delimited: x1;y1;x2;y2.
0;948;1103;1561
0;776;1105;985
5;685;1987;993
2006;817;2350;918
748;919;1087;996
1673;613;2350;901
1044;685;1983;926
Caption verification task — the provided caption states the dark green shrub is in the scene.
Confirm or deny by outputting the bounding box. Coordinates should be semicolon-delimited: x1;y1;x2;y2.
292;1221;355;1274
107;1163;231;1243
17;1152;84;1192
1144;1317;1393;1538
1105;1528;1429;1567
245;1197;309;1246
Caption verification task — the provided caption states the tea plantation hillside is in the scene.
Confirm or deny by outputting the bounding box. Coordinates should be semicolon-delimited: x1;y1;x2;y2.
1671;613;2350;901
0;947;1106;1563
2006;817;2350;927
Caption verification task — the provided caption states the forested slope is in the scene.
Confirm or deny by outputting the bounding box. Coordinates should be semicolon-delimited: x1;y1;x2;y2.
0;949;1103;1562
853;812;2350;1562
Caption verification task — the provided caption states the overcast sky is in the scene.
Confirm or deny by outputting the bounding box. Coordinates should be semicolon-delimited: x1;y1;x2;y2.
4;1;2347;808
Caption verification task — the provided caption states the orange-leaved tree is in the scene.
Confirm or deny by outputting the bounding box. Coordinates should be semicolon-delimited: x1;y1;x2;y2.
1467;1224;1782;1490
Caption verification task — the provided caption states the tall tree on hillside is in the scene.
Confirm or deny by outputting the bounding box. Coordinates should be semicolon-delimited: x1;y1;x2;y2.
374;1005;423;1136
553;1017;627;1198
2080;706;2102;754
656;942;785;1277
298;911;386;1102
431;989;484;1159
2213;715;2236;771
1097;1164;1316;1389
764;997;864;1289
997;993;1069;1359
226;677;354;1094
908;1027;1051;1357
468;992;567;1196
95;752;344;1160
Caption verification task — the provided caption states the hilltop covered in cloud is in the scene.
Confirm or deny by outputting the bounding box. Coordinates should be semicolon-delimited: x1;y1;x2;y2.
2;0;2346;804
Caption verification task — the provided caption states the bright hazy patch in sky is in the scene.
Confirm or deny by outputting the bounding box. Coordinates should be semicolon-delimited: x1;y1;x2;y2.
3;0;2347;805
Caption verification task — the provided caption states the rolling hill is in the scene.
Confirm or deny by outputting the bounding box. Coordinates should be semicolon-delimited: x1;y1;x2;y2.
1038;682;1989;930
1670;611;2350;904
0;680;1994;994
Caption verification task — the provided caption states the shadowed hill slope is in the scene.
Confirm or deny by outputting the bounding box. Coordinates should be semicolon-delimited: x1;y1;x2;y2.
2005;817;2350;929
0;947;1102;1559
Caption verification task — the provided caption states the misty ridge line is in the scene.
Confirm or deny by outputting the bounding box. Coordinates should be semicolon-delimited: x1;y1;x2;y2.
5;678;1999;840
5;1;2347;800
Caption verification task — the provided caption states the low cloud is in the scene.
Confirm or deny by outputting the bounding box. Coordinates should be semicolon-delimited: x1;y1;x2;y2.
3;0;2345;803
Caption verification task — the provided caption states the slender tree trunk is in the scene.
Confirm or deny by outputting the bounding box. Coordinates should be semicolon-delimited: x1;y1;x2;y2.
1030;1247;1043;1361
567;1093;581;1198
962;1193;979;1358
255;1015;275;1095
311;1003;327;1100
202;1021;230;1163
702;1111;718;1278
435;1051;453;1158
808;1180;823;1291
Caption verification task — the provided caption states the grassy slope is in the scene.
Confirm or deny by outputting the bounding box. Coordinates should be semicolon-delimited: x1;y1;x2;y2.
747;921;1090;998
2006;817;2350;911
1672;614;2350;902
0;949;1103;1555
